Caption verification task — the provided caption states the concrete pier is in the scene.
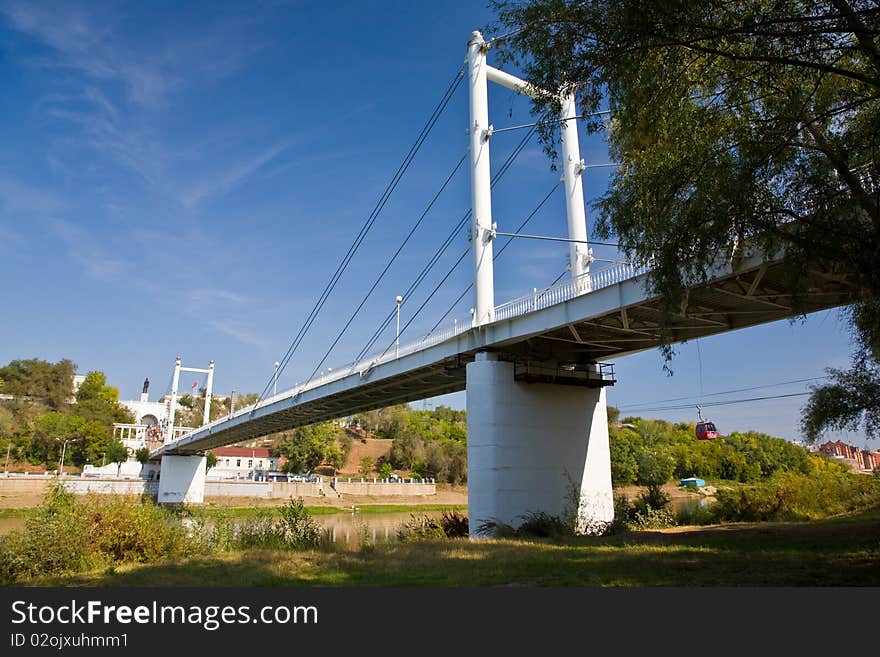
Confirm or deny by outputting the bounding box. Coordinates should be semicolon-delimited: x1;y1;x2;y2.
466;354;613;536
157;455;207;504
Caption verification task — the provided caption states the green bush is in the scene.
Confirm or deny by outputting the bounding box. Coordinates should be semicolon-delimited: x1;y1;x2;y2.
711;469;880;522
397;515;447;542
277;498;321;548
397;510;469;541
0;484;196;584
233;513;287;550
607;486;678;533
231;498;322;550
475;510;573;539
674;500;717;526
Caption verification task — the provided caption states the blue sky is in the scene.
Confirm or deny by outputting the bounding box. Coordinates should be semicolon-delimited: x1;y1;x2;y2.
0;1;868;446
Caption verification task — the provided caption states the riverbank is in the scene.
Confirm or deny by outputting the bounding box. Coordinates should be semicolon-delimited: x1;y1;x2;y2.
0;480;468;510
30;507;880;586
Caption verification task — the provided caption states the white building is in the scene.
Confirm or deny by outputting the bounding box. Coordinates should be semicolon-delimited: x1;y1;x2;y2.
207;447;280;480
118;386;170;432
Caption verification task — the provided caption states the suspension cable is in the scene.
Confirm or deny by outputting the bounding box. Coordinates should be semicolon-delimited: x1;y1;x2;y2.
354;124;540;361
302;150;469;386
428;181;560;332
618;376;828;412
253;67;464;409
623;391;812;414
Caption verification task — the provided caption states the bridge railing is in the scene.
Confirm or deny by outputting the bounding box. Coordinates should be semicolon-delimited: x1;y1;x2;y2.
164;260;649;445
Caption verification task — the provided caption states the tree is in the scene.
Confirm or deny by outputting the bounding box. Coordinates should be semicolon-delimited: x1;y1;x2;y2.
0;358;75;409
278;422;345;473
30;412;84;466
135;447;151;465
491;0;880;440
75;371;118;405
359;456;376;477
74;372;133;426
378;461;393;479
105;440;128;466
205;451;218;471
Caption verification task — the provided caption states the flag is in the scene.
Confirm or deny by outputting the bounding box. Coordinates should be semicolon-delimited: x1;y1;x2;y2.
192;381;199;389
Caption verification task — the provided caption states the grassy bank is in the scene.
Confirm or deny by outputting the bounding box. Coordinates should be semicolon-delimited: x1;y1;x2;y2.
32;508;880;586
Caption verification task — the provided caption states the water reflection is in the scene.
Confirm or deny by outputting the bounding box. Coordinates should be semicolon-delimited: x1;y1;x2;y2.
321;511;449;549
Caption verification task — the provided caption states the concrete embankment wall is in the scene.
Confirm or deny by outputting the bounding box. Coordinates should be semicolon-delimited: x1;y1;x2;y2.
331;479;436;496
0;477;51;495
65;479;157;495
205;481;324;499
0;476;435;501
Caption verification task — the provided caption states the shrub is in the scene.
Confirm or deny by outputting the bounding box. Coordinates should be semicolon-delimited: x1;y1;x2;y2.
674;499;717;526
397;510;469;541
475;511;573;539
0;484;196;584
0;485;91;583
711;470;880;522
232;498;322;550
606;486;678;533
378;461;393;479
397;515;447;542
277;498;322;548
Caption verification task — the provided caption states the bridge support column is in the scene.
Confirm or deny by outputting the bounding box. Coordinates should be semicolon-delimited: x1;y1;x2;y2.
157;455;206;504
466;354;613;536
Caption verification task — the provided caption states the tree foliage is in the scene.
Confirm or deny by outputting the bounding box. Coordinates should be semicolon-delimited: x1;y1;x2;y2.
491;0;880;440
609;417;815;485
174;393;255;428
277;422;346;473
73;371;133;426
0;360;130;468
0;358;75;409
359;456;376;477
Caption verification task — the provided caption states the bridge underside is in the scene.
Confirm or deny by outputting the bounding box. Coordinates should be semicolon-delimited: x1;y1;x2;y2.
493;261;856;364
156;257;858;455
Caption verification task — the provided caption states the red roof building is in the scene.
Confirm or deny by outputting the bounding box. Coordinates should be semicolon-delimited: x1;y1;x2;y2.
819;440;880;471
208;446;280;480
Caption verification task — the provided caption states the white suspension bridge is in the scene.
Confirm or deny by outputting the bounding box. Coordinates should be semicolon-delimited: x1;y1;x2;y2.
146;31;858;535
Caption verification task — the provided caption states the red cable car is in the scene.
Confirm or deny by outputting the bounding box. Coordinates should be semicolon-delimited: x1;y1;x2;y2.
695;406;718;440
695;421;718;440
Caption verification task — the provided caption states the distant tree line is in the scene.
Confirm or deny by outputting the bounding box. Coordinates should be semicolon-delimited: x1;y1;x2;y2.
609;414;817;486
353;405;468;484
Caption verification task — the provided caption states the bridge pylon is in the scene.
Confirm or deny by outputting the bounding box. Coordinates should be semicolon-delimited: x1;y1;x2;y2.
466;353;614;535
157;355;215;504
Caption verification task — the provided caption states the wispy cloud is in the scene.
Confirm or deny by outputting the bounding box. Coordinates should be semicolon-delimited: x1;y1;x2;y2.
207;319;273;352
0;175;64;215
1;1;261;107
179;139;297;209
46;217;123;279
188;288;246;307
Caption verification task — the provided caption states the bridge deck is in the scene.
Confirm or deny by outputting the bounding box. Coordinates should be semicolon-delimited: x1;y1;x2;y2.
153;253;857;456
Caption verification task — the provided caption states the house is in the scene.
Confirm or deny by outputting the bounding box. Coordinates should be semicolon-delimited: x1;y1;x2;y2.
207;447;280;480
818;440;880;472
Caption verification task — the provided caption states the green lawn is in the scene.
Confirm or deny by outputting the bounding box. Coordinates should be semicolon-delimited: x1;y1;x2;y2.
31;508;880;587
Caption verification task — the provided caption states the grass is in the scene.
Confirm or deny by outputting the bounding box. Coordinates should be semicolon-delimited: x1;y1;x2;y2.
29;507;880;587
